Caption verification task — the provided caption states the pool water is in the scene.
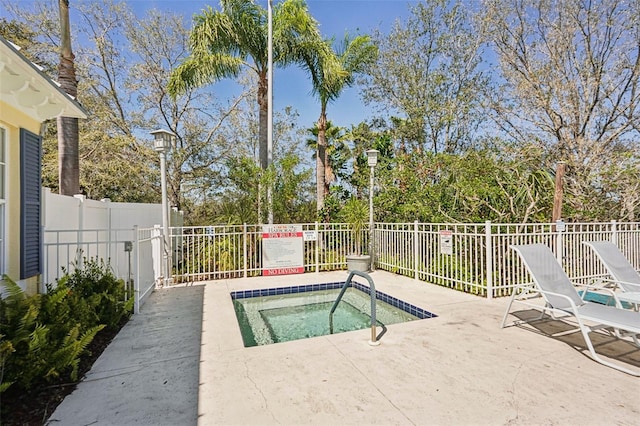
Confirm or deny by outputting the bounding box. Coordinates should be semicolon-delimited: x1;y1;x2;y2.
231;282;436;347
261;299;380;343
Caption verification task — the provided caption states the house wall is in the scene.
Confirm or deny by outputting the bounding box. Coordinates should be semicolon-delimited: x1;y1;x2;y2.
0;102;41;294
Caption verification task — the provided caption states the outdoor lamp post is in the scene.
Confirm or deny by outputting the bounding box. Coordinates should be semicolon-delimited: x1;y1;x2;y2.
151;129;174;286
366;149;379;271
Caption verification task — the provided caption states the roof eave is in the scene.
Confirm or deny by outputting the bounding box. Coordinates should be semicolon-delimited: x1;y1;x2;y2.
0;35;88;121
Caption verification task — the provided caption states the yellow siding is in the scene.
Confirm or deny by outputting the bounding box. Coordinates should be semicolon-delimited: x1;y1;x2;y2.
0;101;42;294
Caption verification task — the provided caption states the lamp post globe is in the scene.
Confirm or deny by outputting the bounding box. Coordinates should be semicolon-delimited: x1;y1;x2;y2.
366;149;379;168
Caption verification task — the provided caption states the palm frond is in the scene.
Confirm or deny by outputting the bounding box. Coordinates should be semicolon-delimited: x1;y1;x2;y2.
340;34;378;76
273;0;324;67
169;0;271;97
168;54;243;96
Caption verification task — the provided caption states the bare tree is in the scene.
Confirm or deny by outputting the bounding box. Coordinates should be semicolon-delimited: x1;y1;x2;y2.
123;6;251;212
483;0;640;219
362;0;488;154
6;0;250;207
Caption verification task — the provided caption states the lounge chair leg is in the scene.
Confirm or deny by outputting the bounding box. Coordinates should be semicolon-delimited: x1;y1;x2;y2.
580;327;640;377
501;288;519;328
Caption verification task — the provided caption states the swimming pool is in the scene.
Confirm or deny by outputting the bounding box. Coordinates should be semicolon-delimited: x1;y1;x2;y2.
231;281;437;347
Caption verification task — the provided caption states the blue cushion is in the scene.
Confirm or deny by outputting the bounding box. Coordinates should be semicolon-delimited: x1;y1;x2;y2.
579;290;633;309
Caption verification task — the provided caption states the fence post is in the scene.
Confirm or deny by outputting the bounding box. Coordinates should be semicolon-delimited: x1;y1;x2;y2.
133;225;140;315
414;221;419;280
151;225;162;285
74;194;85;270
555;220;564;264
102;198;112;261
485;221;493;300
611;220;617;245
315;221;319;273
243;223;247;278
40;188;48;292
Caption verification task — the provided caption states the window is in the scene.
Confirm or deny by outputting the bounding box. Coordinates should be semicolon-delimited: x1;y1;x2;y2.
0;127;5;276
20;128;42;279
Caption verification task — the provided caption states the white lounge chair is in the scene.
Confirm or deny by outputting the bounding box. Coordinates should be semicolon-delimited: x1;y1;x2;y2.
583;241;640;310
502;243;640;376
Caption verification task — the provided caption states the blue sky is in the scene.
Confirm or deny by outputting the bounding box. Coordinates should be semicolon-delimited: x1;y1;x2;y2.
128;0;417;129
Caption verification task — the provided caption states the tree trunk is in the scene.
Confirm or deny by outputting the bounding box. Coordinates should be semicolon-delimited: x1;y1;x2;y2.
316;110;327;215
57;0;80;196
258;72;268;170
57;116;79;195
324;146;332;197
257;71;268;224
551;161;565;223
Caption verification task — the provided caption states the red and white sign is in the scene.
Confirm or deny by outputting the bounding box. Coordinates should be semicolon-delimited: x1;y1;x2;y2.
262;225;304;276
440;230;453;255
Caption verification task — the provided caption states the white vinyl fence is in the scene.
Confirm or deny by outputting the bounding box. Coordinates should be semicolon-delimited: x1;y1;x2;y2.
41;191;182;312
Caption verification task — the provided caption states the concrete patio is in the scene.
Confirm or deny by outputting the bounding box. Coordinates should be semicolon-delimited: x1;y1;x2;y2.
48;270;640;425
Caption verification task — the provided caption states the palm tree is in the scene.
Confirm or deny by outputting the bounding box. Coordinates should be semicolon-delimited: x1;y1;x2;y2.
168;0;325;171
57;0;80;195
301;34;377;214
305;121;348;198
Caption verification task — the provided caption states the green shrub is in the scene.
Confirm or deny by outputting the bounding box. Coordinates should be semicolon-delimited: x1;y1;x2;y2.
425;254;486;295
376;254;414;276
319;249;344;271
181;235;241;278
0;277;104;392
58;258;134;331
0;258;133;394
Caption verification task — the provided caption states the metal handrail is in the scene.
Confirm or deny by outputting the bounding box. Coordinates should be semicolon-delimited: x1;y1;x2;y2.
329;271;387;345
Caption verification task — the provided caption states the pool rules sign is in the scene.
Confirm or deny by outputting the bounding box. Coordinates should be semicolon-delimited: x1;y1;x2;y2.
262;224;304;276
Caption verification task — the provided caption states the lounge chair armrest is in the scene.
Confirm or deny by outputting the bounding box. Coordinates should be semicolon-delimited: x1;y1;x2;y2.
609;280;640;292
581;281;617;291
591;278;640;292
533;287;583;315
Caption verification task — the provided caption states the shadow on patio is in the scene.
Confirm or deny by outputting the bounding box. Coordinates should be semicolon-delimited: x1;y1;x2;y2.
509;310;640;370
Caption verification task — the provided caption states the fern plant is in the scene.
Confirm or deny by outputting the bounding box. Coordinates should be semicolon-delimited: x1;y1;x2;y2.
46;323;105;382
0;334;13;393
1;258;132;395
0;276;106;392
0;277;49;391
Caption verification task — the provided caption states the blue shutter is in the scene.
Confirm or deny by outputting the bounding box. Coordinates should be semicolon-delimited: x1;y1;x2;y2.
20;128;42;279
